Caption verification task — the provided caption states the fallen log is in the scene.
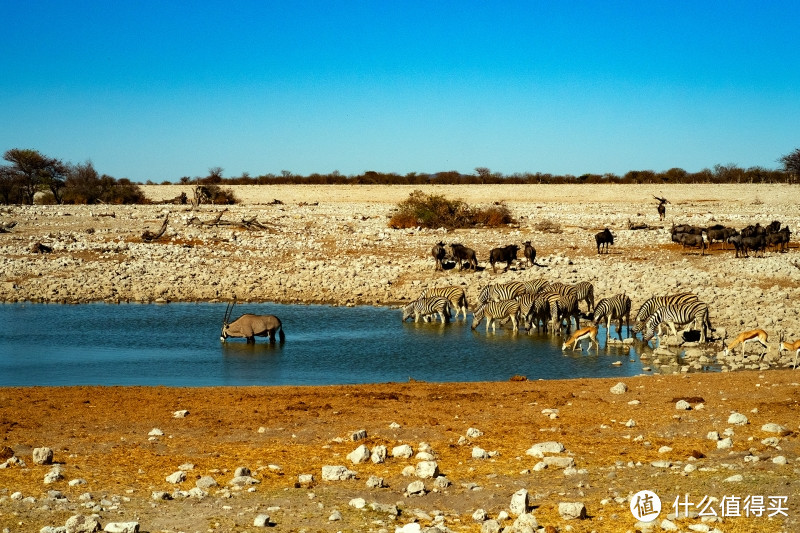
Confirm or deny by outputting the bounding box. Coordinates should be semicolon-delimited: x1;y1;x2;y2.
142;214;169;242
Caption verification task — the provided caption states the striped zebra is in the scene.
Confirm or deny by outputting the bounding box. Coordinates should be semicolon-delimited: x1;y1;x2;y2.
477;282;526;305
523;279;550;296
593;293;631;340
419;286;468;319
632;292;699;336
471;299;521;332
401;296;451;324
515;293;538;332
641;300;713;346
571;281;595;314
539;290;580;334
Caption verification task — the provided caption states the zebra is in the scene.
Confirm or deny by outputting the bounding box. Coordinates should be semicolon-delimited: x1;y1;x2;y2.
571;281;595;314
401;296;451;324
477;282;526;305
471;299;521;333
641;300;713;346
593;293;631;341
632;292;699;335
523;278;550;296
539;290;580;334
515;293;538;332
419;286;468;320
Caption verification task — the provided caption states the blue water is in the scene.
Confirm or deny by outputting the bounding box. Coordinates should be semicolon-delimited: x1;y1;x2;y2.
0;303;645;387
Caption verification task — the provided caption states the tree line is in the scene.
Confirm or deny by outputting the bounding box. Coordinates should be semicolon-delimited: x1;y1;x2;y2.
2;147;799;205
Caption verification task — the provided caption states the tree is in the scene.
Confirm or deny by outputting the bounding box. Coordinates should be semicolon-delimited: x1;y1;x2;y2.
779;148;800;181
2;148;64;204
64;161;102;204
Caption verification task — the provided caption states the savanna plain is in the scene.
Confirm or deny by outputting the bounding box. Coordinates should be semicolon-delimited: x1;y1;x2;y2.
1;184;799;533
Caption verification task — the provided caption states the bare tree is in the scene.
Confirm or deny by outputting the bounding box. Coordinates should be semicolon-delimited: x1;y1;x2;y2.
779;148;800;182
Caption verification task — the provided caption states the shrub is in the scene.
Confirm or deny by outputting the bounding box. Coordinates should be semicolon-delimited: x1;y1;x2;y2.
534;218;562;233
388;190;515;229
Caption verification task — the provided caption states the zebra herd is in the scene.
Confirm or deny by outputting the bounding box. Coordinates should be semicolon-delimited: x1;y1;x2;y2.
401;280;715;350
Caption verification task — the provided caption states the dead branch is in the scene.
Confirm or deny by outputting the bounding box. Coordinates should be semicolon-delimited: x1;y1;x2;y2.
31;242;53;254
91;212;116;218
142;214;169;242
185;209;276;231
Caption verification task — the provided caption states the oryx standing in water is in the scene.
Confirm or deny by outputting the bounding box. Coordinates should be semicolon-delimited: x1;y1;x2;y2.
221;299;285;344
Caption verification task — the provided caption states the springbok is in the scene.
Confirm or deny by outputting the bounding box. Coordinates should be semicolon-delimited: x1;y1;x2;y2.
778;333;800;368
722;329;768;358
561;325;599;352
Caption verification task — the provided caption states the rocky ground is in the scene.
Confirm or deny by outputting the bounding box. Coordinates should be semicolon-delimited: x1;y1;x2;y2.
1;184;799;532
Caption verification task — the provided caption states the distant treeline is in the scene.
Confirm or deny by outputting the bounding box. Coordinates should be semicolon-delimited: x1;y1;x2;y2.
171;164;794;186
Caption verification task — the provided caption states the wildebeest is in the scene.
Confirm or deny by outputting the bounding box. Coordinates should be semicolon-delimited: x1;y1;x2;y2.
489;244;519;273
595;228;614;254
449;243;478;270
431;241;446;271
672;232;706;255
766;226;790;252
704;225;736;249
221;301;285;344
523;241;536;266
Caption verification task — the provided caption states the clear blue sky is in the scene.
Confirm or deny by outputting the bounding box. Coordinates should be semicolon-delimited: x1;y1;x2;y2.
2;1;798;182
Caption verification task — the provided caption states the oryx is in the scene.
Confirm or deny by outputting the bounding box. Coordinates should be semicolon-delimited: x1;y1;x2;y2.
220;299;285;344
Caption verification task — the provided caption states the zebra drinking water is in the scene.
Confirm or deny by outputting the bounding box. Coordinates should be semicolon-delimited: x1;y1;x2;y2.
401;296;452;324
471;300;521;333
419;286;469;319
593;293;631;341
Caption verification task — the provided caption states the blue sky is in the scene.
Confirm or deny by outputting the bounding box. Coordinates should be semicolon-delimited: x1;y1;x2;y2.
2;1;798;182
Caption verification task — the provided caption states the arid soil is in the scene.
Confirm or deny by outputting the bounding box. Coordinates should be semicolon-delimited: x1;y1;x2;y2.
1;184;799;532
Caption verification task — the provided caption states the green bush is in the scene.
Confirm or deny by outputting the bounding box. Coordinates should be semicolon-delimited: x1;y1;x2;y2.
389;190;514;229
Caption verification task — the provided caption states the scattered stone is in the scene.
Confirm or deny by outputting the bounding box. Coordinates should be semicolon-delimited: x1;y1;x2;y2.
349;497;366;509
103;523;139;533
178;463;194;471
472;508;488;521
234;466;251;477
165;471;186;484
406;480;426;496
659;446;673;454
525;441;565;457
727;412;748;426
467;427;483;438
347;444;371;464
44;467;64;484
229;475;260;486
172;410;189;418
511;512;538;532
510;488;529;516
472;447;489;459
544;456;575;469
707;431;720;441
371;445;387;464
389;422;401;429
761;423;789;435
33;447;54;465
321;465;357;481
433;475;451;489
64;514;101;532
151;491;171;500
252;514;270;527
724;474;744;482
558;502;587;520
366;475;386;488
773;456;788;465
610;382;628;394
392;444;414;459
147;428;163;436
350;429;367;441
481;520;501;533
415;461;439;479
717;438;733;449
675;400;691;410
69;479;87;487
328;510;342;521
370;501;398;515
195;475;218;489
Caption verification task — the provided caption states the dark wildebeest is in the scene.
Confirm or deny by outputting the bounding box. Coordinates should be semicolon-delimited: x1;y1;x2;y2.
431;241;446;271
674;232;706;255
766;226;790;252
449;243;478;270
595;228;614;254
489;244;519;273
742;234;767;257
705;225;736;249
523;241;536;267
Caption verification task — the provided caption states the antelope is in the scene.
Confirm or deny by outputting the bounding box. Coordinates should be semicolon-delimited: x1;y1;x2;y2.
778;333;800;368
221;299;285;344
561;325;599;352
722;329;768;358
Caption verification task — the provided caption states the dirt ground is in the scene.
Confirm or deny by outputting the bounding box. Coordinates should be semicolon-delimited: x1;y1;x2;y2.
1;371;799;533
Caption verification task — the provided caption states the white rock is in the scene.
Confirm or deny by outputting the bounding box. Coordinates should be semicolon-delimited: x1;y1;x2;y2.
395;523;422;533
472;447;489;459
349;497;366;509
148;428;163;436
761;423;789;434
525;441;565;458
252;514;270;527
33;447;54;465
510;488;529;516
321;465;356;481
172;410;189;418
472;508;488;521
659;446;673;454
724;474;743;482
195;476;217;489
610;382;628;394
717;438;733;449
64;514;101;532
415;461;439;479
370;445;387;464
727;412;748;425
467;427;483;438
406;480;425;496
772;456;788;465
165;471;186;484
347;444;371;464
103;523;140;533
558;502;587;520
675;400;691;410
392;444;414;459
